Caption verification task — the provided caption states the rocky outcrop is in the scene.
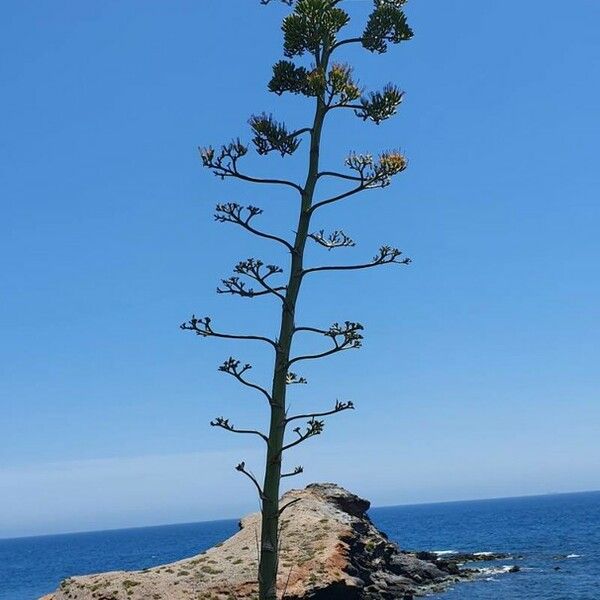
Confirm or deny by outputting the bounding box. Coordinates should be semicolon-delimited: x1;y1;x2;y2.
41;483;517;600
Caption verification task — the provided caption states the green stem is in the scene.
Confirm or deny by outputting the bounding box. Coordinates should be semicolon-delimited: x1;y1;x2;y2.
257;56;330;600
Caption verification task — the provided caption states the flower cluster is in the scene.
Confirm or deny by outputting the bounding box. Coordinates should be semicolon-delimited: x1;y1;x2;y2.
214;203;263;225
356;84;404;124
345;150;408;188
286;372;308;385
373;245;411;266
249;113;301;156
200;140;248;178
325;321;364;349
269;60;312;95
292;417;325;440
283;0;350;58
269;60;360;107
327;63;361;104
309;229;355;250
362;1;413;54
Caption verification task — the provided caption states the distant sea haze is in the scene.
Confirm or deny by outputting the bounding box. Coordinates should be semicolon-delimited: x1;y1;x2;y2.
1;491;598;600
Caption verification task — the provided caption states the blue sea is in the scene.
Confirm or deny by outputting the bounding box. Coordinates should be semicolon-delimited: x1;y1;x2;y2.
1;491;598;600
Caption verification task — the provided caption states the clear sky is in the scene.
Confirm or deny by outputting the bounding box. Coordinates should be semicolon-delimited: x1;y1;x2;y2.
1;1;599;539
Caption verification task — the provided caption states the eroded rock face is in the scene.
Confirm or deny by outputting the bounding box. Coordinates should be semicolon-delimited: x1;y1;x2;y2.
40;483;502;600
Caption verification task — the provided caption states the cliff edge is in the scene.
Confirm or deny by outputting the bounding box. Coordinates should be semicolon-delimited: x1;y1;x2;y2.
41;483;515;600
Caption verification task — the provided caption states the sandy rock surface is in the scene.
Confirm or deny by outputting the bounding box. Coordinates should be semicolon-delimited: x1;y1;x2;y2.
41;483;508;600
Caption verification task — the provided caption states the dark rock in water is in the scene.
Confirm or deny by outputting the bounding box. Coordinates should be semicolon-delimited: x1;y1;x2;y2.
388;552;449;582
433;558;461;575
40;483;519;600
508;565;521;573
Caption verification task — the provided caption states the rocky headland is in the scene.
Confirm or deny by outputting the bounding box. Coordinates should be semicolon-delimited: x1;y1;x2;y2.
41;483;518;600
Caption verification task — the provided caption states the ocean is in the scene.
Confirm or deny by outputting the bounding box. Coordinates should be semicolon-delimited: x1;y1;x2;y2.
1;491;598;600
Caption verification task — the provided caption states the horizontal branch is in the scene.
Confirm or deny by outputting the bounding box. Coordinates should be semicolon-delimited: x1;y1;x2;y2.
303;246;411;276
217;276;286;300
228;171;303;192
293;326;329;335
317;170;363;183
281;466;304;478
215;203;294;252
278;498;302;516
289;346;347;365
180;316;278;349
291;127;312;138
309;183;369;213
219;357;273;404
329;102;363;111
285;400;354;424
331;37;363;52
200;144;303;193
311;152;407;213
227;258;286;301
217;277;285;299
282;418;324;453
308;229;355;250
290;321;364;365
211;417;268;443
331;32;407;53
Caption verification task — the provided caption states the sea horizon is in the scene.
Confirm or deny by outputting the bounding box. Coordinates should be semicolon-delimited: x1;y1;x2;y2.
2;490;599;600
3;488;598;542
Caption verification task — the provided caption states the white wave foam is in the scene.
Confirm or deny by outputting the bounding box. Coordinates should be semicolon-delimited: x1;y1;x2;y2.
566;553;582;559
433;550;457;555
478;565;515;577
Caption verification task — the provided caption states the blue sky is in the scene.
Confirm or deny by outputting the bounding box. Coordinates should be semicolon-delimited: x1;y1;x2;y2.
1;0;599;538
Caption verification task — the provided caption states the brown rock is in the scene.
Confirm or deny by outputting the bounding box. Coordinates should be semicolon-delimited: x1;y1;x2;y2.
39;483;486;600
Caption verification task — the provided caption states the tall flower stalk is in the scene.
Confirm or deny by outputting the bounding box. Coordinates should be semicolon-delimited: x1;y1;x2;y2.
182;1;414;597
